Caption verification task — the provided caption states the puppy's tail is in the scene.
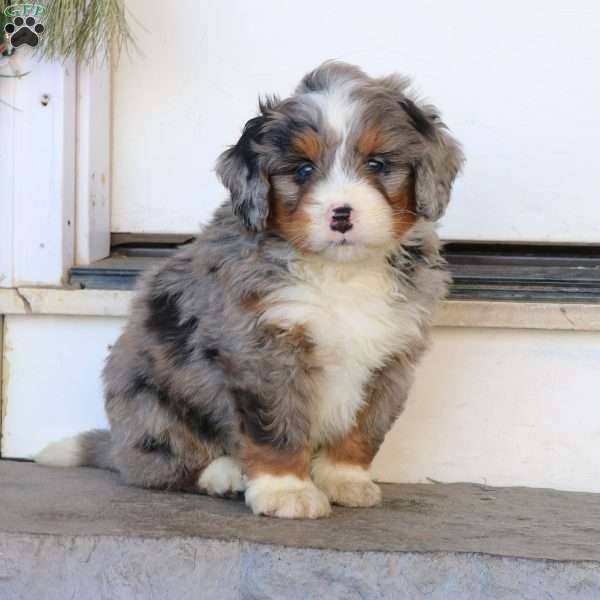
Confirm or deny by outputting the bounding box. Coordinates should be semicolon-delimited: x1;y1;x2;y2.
34;429;114;470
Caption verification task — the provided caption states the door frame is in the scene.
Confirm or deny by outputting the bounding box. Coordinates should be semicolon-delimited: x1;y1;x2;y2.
0;50;111;289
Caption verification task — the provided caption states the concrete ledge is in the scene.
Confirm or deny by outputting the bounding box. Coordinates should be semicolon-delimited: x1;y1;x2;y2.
0;288;132;317
2;287;600;331
1;462;600;599
435;299;600;331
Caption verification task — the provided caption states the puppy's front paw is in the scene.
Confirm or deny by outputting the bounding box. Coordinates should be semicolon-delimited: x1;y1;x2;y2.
245;475;331;519
312;459;382;507
327;477;382;507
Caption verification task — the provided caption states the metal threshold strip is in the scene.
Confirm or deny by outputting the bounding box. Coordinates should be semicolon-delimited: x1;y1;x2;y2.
69;240;600;303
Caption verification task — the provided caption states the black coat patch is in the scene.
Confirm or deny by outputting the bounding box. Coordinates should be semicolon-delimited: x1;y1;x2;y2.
146;291;198;365
232;388;287;447
157;387;225;443
232;114;268;182
129;373;154;396
202;347;220;361
399;99;435;139
135;434;173;457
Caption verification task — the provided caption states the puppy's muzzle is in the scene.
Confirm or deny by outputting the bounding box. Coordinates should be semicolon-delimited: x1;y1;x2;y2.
330;204;353;234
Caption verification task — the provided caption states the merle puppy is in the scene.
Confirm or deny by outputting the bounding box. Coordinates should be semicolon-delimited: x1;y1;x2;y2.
37;62;464;519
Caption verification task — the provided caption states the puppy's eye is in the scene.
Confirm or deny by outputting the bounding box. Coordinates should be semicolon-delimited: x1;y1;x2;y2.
367;158;385;174
296;163;315;181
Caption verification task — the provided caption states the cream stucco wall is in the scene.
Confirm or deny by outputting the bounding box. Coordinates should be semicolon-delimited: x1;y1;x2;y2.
3;314;599;493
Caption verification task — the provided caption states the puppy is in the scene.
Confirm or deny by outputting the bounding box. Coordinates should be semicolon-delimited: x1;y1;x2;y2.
37;62;464;519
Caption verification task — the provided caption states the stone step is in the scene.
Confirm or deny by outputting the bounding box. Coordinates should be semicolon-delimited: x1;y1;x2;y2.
1;461;599;599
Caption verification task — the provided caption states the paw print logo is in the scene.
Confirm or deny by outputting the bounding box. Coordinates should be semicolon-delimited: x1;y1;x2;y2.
4;16;45;48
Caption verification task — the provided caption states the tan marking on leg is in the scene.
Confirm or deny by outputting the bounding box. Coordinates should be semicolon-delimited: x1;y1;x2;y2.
313;410;382;507
326;424;375;469
241;437;311;480
242;438;331;519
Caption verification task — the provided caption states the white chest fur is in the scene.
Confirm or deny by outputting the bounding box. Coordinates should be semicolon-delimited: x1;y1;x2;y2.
261;256;423;447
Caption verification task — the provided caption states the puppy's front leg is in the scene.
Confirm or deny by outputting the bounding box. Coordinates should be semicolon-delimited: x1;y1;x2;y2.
311;425;382;508
243;441;331;519
234;389;331;519
313;354;414;507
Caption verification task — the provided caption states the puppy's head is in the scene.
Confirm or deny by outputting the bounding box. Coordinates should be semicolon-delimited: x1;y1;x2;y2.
217;62;464;261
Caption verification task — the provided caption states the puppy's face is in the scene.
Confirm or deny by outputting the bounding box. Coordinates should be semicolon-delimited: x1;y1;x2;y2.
267;97;418;262
217;62;464;262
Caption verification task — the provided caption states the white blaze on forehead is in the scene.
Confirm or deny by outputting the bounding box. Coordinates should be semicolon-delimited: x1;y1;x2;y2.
306;84;363;188
306;83;359;138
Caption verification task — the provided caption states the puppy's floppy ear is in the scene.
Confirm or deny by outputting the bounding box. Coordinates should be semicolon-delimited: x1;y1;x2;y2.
400;97;464;221
216;112;271;232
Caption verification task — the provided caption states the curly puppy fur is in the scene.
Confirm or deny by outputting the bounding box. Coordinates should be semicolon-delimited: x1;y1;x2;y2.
36;62;463;519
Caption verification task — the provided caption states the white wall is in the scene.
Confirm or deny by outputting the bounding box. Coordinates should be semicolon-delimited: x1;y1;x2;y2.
1;316;114;457
4;316;600;493
372;327;600;491
112;0;600;242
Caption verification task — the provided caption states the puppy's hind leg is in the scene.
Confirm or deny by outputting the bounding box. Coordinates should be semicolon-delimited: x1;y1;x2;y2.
106;393;224;492
197;456;246;497
112;435;212;492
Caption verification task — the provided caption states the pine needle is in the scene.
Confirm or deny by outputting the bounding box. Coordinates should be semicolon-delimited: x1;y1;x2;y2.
39;0;134;64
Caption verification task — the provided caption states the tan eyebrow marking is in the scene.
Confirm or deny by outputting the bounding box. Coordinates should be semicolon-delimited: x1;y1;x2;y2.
357;127;382;156
292;130;323;162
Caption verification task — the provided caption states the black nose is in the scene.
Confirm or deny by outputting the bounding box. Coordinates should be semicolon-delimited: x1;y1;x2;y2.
330;205;353;234
333;205;352;218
